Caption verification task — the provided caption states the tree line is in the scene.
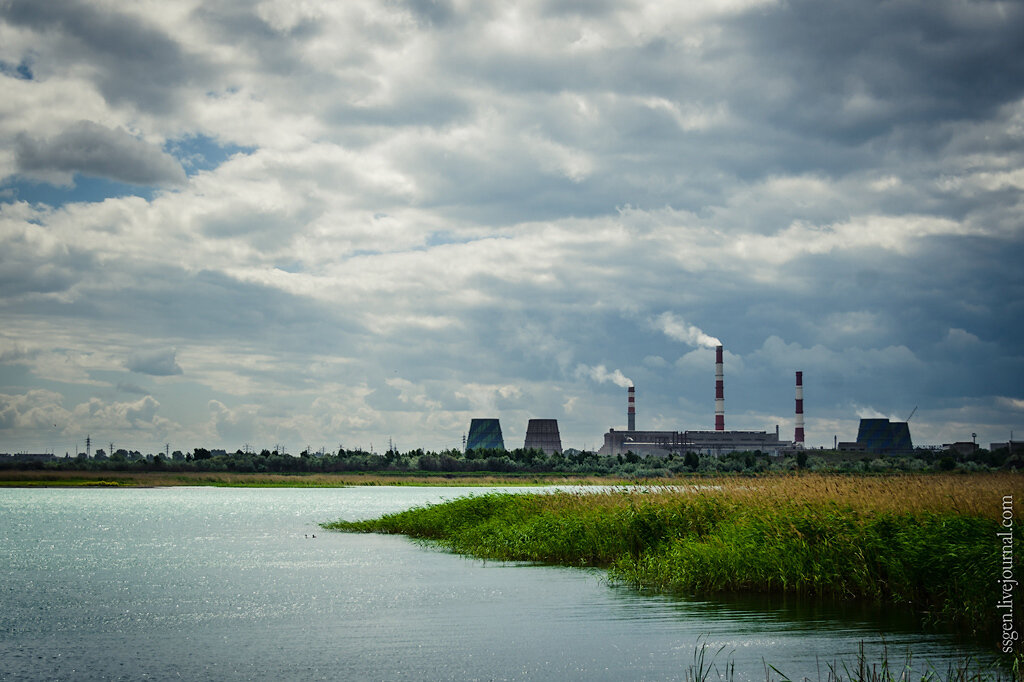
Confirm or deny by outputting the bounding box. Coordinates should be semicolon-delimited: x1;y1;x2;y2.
3;443;1021;476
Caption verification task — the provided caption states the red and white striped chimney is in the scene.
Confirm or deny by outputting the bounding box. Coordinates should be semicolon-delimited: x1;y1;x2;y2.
795;371;805;445
715;345;725;431
627;385;636;431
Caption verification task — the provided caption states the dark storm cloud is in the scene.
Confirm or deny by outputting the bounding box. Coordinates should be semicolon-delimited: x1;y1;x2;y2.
15;121;186;186
0;0;211;112
125;348;183;377
727;0;1024;143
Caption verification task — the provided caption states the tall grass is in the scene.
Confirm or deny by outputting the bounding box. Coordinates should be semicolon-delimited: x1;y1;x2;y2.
325;473;1024;635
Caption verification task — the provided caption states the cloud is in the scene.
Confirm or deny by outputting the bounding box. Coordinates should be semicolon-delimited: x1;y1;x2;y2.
385;377;442;410
453;383;523;414
71;394;171;431
0;389;69;430
15;121;186;186
125;348;183;376
116;381;149;395
0;0;1022;453
998;397;1024;412
0;0;214;113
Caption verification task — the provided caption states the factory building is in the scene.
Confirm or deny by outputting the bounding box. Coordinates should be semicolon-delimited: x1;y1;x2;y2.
597;348;797;456
466;418;504;451
599;428;787;456
854;418;913;454
524;419;562;454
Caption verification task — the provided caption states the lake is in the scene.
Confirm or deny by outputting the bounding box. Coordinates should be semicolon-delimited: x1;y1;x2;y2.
0;487;1004;680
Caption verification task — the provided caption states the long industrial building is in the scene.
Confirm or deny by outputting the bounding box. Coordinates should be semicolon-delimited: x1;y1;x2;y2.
599;427;787;456
597;346;798;456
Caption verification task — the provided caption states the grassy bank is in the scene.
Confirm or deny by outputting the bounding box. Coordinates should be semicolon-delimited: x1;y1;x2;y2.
325;473;1024;636
0;468;629;487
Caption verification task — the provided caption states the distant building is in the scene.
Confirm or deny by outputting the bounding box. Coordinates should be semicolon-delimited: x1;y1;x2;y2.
523;419;561;454
466;418;504;451
0;453;56;463
599;428;788;457
990;441;1024;454
855;419;913;454
945;442;978;456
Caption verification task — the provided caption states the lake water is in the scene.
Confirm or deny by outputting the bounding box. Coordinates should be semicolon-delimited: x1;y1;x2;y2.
0;487;1005;681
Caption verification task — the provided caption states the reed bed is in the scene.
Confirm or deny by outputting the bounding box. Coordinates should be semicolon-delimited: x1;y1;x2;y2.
326;473;1024;635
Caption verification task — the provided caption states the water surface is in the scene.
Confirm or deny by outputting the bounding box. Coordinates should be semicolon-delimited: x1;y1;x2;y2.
0;487;1003;680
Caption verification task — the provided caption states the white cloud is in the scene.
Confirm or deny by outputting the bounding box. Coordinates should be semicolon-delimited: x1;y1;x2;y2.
386;377;442;410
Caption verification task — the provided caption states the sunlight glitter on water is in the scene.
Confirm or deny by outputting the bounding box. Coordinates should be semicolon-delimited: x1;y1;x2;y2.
0;487;1006;681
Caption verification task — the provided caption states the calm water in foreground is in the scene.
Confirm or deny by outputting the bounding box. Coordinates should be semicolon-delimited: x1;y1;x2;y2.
0;487;1005;681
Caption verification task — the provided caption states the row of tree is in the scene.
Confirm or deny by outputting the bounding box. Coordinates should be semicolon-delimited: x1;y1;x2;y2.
3;444;1021;475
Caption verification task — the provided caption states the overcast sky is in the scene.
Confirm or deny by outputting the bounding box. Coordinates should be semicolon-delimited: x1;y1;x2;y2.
1;0;1022;456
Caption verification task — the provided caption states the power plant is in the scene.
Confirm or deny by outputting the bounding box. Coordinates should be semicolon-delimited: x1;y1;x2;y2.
466;345;807;457
598;345;800;456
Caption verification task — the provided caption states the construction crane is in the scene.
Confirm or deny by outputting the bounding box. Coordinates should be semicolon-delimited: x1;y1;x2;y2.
905;406;917;422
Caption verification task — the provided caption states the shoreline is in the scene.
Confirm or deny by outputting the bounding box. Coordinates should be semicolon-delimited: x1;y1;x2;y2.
0;469;636;488
325;473;1024;643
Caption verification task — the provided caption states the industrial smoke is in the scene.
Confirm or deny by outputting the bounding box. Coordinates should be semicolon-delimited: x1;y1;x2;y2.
654;312;721;349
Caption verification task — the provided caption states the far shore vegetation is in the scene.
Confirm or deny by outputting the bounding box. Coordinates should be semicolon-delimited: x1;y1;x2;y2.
326;472;1024;645
3;441;1022;487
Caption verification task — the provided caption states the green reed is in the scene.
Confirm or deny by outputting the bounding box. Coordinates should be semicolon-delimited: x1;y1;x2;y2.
324;486;1020;636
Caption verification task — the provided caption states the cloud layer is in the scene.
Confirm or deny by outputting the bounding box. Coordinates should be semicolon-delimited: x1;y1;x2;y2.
0;0;1022;454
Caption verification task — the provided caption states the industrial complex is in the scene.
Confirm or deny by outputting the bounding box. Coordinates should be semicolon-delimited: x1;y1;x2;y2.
462;344;934;457
597;345;795;456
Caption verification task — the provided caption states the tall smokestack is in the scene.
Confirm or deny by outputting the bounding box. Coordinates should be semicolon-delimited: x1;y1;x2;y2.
715;345;724;431
795;371;805;445
627;385;636;431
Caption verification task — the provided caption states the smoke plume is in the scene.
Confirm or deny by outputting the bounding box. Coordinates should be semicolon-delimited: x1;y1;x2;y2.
575;363;633;388
653;312;721;348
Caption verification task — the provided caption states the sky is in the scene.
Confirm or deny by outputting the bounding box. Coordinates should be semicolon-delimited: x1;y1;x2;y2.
1;0;1022;456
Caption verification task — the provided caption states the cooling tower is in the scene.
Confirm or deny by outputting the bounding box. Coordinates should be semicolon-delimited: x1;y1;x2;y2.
795;371;805;445
856;419;913;454
524;419;562;455
715;345;725;431
466;418;505;451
